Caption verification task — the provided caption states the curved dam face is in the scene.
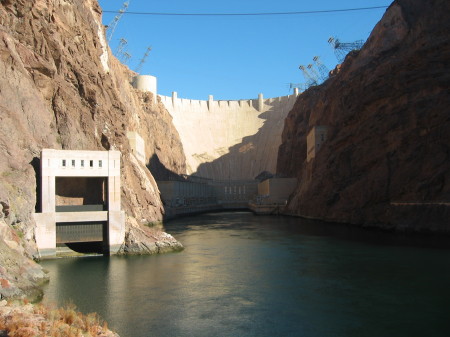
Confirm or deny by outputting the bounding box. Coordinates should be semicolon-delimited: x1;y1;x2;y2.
160;92;298;180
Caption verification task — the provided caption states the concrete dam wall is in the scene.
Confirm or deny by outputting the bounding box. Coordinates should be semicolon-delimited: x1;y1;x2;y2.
159;91;299;180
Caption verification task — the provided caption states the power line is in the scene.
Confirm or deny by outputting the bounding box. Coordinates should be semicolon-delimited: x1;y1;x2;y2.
102;6;388;17
105;1;129;42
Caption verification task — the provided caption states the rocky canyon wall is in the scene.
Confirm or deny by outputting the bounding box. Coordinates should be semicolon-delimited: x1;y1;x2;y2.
0;0;186;297
277;0;450;231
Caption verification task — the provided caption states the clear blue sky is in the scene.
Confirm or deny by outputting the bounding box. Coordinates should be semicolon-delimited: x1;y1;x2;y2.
98;0;393;101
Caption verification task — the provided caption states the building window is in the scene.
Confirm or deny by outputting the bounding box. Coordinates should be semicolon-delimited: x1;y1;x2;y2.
62;160;66;167
99;160;102;168
81;160;84;167
71;160;75;167
90;160;94;168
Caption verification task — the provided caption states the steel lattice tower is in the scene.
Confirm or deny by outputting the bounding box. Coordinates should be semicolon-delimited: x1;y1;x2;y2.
135;46;152;73
328;37;365;63
106;1;130;43
312;56;329;81
115;38;128;57
299;65;318;88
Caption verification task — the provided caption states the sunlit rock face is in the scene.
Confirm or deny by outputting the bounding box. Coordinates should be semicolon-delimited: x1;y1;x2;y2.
160;93;298;180
0;0;187;272
277;0;450;231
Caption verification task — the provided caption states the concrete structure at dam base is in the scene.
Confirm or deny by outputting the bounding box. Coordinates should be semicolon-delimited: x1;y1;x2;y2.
157;177;297;218
158;178;258;218
248;178;298;215
33;149;125;258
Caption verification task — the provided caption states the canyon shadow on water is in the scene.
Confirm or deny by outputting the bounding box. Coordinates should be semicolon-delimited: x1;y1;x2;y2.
42;212;450;337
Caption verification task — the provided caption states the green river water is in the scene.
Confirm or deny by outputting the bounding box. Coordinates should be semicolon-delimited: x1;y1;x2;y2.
41;212;450;337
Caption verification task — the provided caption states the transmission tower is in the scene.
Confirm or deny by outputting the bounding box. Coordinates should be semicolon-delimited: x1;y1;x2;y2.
115;38;128;57
328;36;364;62
312;56;329;81
134;46;152;73
106;1;130;43
307;64;321;84
299;65;318;88
121;52;132;65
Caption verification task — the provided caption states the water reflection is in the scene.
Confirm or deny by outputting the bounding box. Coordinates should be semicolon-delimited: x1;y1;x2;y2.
42;212;450;337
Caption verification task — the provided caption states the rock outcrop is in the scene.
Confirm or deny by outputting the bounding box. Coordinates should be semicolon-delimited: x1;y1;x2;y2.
0;0;186;297
277;0;450;231
0;217;48;301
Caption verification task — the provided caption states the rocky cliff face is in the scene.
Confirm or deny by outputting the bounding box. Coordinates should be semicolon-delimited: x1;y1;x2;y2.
0;216;48;301
0;0;186;297
277;0;450;231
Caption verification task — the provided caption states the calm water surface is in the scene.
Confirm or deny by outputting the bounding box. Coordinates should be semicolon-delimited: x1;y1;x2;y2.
41;212;450;337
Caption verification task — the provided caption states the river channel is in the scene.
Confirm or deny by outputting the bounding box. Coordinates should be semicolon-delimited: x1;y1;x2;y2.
41;212;450;337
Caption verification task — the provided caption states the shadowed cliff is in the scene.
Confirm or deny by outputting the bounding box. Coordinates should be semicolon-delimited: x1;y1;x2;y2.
277;0;450;231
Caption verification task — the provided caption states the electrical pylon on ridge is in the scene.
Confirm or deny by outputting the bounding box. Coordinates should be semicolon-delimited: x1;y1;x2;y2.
121;52;132;65
307;64;321;84
299;65;318;88
135;46;152;74
106;1;130;43
328;36;365;63
312;56;329;81
115;38;128;57
114;38;132;65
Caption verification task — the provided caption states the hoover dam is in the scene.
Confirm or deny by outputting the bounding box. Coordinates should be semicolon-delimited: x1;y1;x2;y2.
133;74;299;180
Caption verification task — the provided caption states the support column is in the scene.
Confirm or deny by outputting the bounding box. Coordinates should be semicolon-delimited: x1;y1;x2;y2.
41;150;56;213
35;149;57;257
107;151;125;254
258;93;264;112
